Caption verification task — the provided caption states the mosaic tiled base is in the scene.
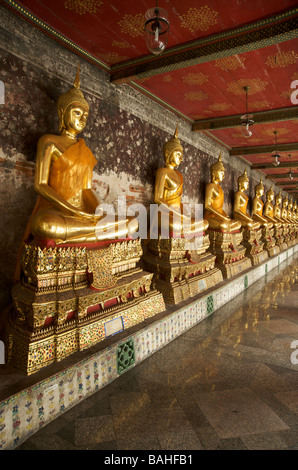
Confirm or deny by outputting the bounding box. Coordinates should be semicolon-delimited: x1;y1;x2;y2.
10;291;165;375
0;244;297;450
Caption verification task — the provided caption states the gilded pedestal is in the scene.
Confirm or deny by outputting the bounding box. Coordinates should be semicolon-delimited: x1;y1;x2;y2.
9;239;165;374
144;235;223;305
206;229;252;278
240;227;268;265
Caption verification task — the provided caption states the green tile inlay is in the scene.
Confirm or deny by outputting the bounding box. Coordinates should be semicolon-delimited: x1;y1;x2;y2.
244;275;248;289
117;339;135;375
207;295;214;315
265;264;268;274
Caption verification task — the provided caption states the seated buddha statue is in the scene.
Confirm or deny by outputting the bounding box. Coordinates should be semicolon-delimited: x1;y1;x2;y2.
233;169;260;230
153;124;208;238
252;179;273;229
264;187;282;228
281;197;291;224
273;191;286;224
27;64;138;246
204;153;241;232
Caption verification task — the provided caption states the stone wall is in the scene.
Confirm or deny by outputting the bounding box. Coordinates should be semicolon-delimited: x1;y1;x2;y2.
0;5;284;318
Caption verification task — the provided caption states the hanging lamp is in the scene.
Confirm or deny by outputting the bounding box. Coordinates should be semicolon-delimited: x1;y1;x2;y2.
272;131;281;167
240;86;254;138
145;1;169;55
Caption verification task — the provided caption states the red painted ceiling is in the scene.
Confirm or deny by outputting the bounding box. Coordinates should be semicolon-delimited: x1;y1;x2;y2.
4;0;298;195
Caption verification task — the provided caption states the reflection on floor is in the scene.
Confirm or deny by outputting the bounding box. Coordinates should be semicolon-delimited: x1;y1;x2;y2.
17;256;298;450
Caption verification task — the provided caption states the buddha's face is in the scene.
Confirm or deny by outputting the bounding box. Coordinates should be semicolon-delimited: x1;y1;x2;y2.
256;187;264;197
168;149;183;168
267;193;274;202
64;105;89;134
213;169;225;183
276;196;281;205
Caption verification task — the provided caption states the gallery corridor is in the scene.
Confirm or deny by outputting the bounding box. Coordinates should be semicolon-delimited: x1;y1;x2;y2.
16;255;298;451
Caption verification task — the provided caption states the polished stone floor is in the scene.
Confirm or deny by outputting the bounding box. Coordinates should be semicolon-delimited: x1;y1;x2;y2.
17;256;298;450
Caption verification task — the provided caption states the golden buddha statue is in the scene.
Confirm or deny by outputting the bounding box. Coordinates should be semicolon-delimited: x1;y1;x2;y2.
204;153;241;232
153;124;208;238
252;179;280;256
204;153;251;278
273;191;285;223
252;179;273;229
144;125;222;304
28;64;137;245
233;169;260;230
233;169;268;265
274;191;289;249
264;187;282;227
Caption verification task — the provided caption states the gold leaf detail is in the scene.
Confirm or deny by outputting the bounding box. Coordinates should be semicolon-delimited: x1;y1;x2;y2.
64;0;103;15
208;103;232;112
227;78;268;95
180;6;218;33
182;72;209;86
184;90;208;101
266;51;298;68
112;40;130;49
214;56;246;71
118;13;144;38
100;52;129;64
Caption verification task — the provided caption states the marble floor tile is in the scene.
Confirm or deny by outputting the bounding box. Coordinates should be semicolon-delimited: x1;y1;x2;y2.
194;387;289;439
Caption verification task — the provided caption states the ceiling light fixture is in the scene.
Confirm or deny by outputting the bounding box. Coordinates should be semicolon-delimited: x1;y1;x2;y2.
240;86;254;138
288;154;294;180
272;131;281;167
145;1;169;55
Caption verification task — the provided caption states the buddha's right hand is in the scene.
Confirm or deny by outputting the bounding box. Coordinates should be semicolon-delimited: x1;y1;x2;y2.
75;210;102;223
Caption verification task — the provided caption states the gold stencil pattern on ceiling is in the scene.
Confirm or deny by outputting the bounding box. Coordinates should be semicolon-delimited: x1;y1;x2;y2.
227;78;268;95
184;90;208;101
249;100;271;110
112;41;130;49
266;51;298;68
280;90;291;99
118;13;144;37
99;52;129;64
64;0;103;14
182;72;209;86
180;6;218;32
214;56;246;71
208;103;232;112
262;128;290;137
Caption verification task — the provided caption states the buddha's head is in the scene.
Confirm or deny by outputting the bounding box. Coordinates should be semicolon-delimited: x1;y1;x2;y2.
275;191;282;205
266;186;274;202
294;201;297;211
237;169;249;191
282;197;288;208
57;63;89;134
288;198;293;210
211;153;225;183
163;123;183;168
255;179;264;197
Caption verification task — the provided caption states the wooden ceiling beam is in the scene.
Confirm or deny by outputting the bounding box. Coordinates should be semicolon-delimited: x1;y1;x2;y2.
110;12;298;83
251;161;298;169
192;107;298;131
230;142;298;156
265;173;298;179
275;181;298;186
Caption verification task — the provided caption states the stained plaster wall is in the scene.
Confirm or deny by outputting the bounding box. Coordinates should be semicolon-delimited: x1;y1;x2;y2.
0;5;285;323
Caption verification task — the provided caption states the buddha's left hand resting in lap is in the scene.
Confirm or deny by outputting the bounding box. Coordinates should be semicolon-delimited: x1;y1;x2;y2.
29;65;137;244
